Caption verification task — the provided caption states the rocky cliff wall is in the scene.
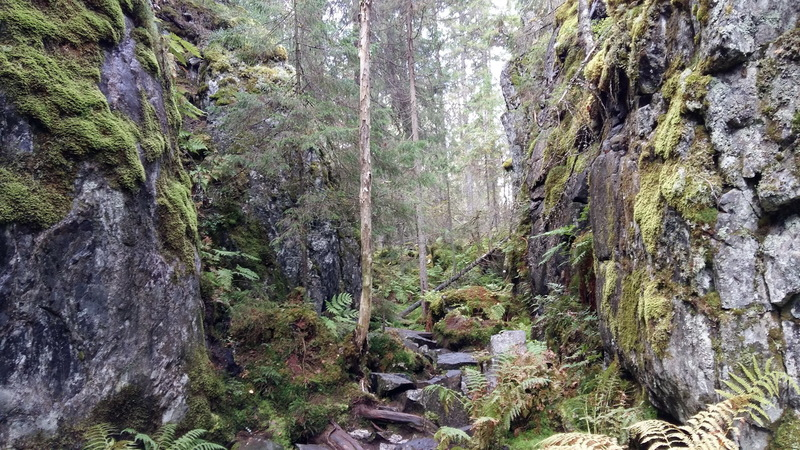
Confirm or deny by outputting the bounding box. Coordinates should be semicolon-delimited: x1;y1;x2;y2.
503;0;800;445
0;0;203;445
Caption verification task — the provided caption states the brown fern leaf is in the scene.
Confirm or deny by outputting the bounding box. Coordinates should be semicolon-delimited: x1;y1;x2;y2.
678;396;746;450
628;419;690;449
537;432;623;449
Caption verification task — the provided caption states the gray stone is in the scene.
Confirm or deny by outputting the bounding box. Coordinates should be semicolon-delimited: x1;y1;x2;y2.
714;189;765;309
406;388;423;402
348;429;373;441
235;436;285;450
0;94;33;157
782;321;800;409
763;216;800;305
648;300;717;422
436;352;477;370
420;386;470;428
371;373;415;397
387;328;438;348
398;438;437;450
420;370;462;391
295;445;330;450
490;330;527;356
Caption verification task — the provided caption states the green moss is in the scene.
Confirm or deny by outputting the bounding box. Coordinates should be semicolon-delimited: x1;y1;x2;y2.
140;93;168;161
770;409;800;449
183;349;225;433
659;161;719;224
0;0;179;227
157;177;198;265
601;261;619;317
694;0;710;24
544;165;572;213
617;270;645;354
135;42;161;75
584;45;609;85
0;169;71;228
633;166;665;255
640;280;673;356
653;96;685;159
90;384;159;432
367;331;426;373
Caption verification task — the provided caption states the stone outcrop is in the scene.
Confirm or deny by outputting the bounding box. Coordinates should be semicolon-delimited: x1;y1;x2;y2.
0;0;204;445
503;0;800;443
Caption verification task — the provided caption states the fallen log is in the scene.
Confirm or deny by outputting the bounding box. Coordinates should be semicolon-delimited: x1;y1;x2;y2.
323;422;365;450
353;404;436;432
399;238;508;318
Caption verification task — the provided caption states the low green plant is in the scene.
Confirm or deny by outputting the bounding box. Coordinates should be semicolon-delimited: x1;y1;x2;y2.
539;357;800;449
429;341;564;449
82;423;225;450
320;292;358;338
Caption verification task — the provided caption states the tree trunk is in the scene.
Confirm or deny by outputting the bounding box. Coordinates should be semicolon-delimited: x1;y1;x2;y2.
293;0;302;92
406;0;428;310
577;0;594;52
354;0;373;355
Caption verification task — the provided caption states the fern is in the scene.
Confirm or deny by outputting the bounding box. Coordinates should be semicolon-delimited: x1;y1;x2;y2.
718;356;799;427
83;423;136;450
433;426;471;449
121;424;225;450
322;292;357;338
424;384;467;415
538;241;567;266
486;303;506;321
537;432;623;449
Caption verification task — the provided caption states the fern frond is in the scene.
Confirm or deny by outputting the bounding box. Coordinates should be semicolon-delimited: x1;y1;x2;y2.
487;303;506;321
83;423;117;450
154;423;177;448
537;432;622;449
424;384;466;415
121;428;158;450
463;367;488;398
628;419;688;449
167;428;218;450
433;426;471;449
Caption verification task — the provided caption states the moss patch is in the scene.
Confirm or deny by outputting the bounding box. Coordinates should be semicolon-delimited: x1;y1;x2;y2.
0;0;176;227
640;279;673;356
633;166;665;255
770;410;800;449
157;175;199;265
0;168;71;228
544;165;572;213
617;270;645;354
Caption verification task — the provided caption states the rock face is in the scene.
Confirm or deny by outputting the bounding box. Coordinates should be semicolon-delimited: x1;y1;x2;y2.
0;0;203;445
503;0;800;442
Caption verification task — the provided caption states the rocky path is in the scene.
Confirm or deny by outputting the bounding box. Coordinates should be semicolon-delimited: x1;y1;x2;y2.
275;328;528;450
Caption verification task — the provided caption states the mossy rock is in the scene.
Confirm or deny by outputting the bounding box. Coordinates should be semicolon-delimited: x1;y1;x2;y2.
367;331;427;373
433;310;504;350
0;0;181;229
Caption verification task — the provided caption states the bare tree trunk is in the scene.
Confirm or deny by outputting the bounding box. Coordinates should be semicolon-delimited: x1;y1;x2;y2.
354;0;372;355
407;0;428;306
293;0;302;92
577;0;594;52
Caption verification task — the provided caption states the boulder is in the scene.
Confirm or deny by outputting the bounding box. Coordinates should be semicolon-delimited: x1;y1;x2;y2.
436;352;477;370
371;373;415;397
